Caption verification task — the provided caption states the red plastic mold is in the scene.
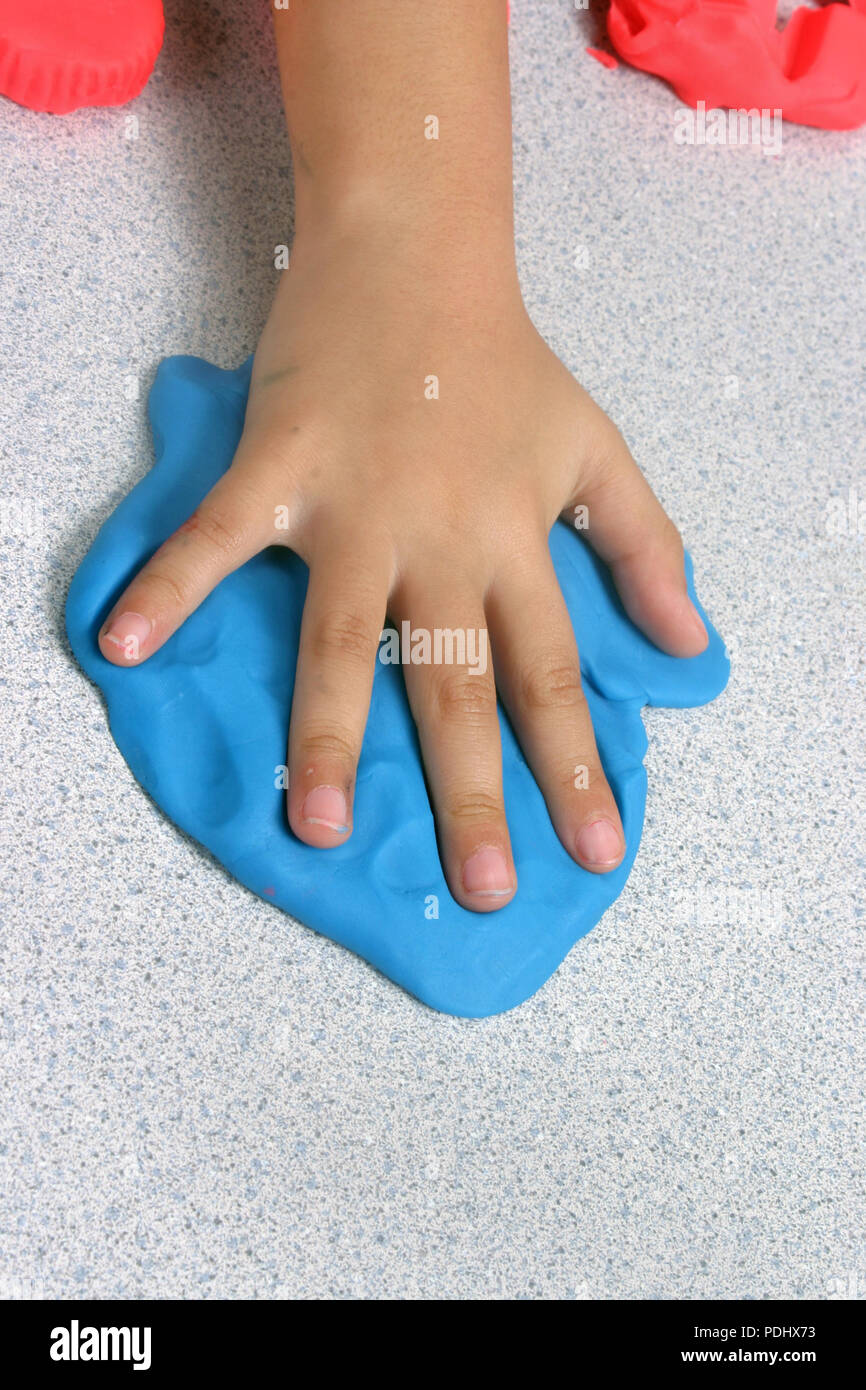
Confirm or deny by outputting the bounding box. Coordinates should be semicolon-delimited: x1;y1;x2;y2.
607;0;866;129
0;0;164;115
587;46;620;69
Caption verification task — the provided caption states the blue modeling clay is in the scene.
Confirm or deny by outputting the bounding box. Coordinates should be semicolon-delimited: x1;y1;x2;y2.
65;356;729;1017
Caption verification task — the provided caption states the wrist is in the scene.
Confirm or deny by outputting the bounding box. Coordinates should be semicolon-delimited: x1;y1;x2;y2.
291;181;520;300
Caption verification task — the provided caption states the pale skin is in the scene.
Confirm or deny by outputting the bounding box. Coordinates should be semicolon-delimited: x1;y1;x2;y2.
99;1;708;912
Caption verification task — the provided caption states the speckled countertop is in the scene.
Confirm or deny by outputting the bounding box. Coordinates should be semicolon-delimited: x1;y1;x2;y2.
0;0;863;1300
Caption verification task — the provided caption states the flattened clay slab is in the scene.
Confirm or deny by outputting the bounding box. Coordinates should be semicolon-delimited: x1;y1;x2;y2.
66;355;729;1017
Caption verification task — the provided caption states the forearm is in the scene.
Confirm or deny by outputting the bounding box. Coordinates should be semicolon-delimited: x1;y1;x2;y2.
273;0;517;285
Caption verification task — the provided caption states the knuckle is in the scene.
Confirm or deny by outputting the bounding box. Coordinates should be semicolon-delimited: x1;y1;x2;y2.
193;504;249;558
141;567;189;613
296;727;358;768
310;609;376;664
567;760;607;795
587;420;627;478
442;788;504;826
520;658;586;713
434;671;496;724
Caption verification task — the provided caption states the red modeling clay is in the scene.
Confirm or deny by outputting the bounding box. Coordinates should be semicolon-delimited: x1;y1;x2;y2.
587;47;620;70
0;0;164;115
607;0;866;129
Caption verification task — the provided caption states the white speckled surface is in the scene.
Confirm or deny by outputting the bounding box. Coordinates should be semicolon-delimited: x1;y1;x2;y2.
0;0;863;1301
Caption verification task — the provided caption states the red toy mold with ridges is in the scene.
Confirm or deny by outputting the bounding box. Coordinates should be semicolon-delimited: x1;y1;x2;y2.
0;0;164;115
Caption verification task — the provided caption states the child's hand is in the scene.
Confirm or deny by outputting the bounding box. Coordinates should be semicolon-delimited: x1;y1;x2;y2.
99;221;707;911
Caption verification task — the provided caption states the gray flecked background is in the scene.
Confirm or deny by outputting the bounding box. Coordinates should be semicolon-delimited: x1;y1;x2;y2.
0;0;863;1301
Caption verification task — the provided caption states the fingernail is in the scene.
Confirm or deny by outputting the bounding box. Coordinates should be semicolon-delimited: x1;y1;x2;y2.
462;846;513;897
575;818;623;868
301;785;349;833
101;611;152;661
